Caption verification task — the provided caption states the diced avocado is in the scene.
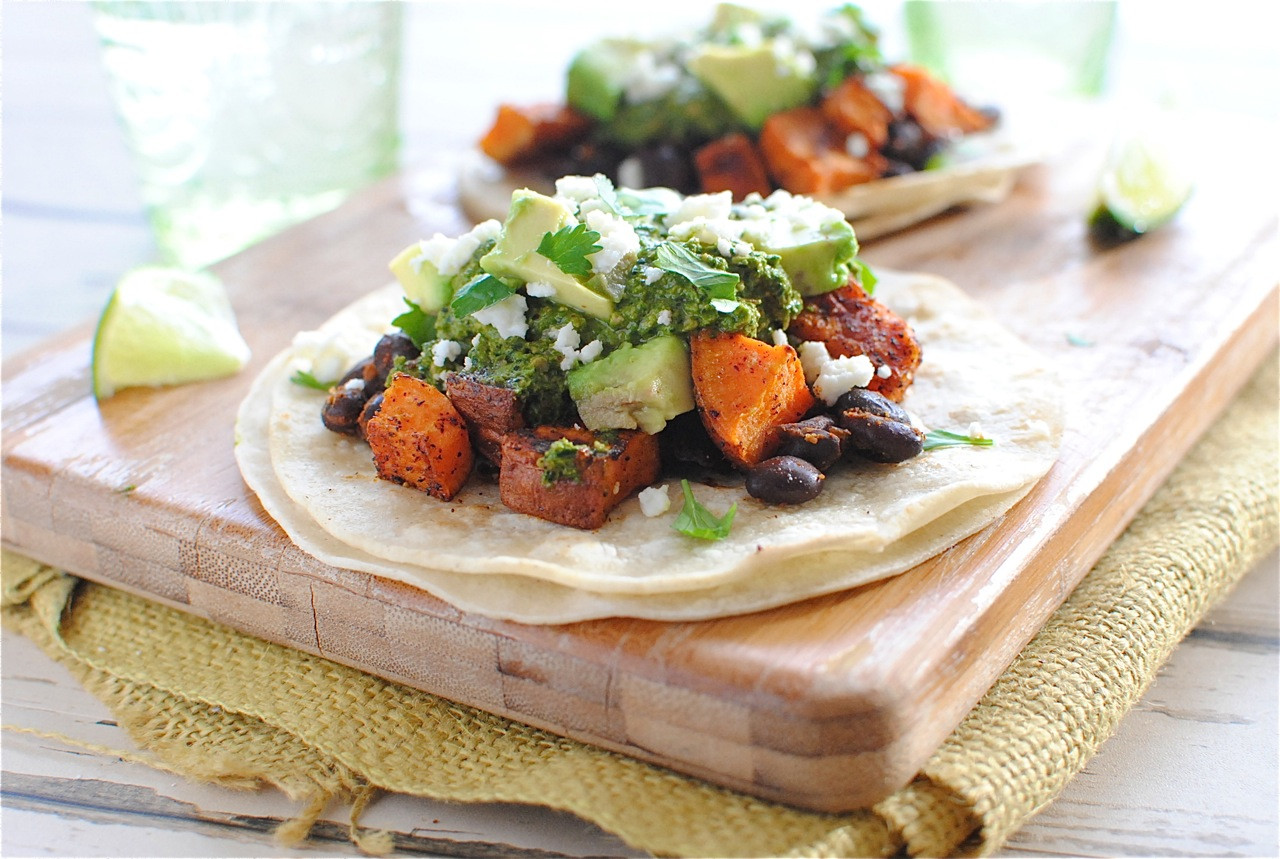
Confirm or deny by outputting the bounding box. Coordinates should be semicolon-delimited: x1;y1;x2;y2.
754;218;858;296
687;41;818;130
480;190;614;320
388;243;451;312
566;39;649;123
707;3;769;36
567;334;695;434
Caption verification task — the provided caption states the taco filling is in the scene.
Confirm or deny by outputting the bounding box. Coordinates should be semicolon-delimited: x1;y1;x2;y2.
235;177;1063;623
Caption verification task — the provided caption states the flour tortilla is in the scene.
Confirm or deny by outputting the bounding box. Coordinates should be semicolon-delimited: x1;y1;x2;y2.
458;134;1038;241
237;365;1029;623
236;270;1062;620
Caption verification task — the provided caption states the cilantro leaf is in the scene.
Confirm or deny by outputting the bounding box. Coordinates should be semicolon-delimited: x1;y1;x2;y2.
592;174;624;216
656;242;741;301
391;298;437;348
617;188;675;218
854;258;878;294
451;274;516;318
537;223;602;277
922;428;995;452
672;479;737;541
290;369;337;391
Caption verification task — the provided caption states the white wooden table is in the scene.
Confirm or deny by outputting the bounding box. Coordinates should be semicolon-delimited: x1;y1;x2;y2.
3;3;1277;856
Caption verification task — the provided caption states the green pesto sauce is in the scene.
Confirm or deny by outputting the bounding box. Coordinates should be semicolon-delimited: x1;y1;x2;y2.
410;236;802;427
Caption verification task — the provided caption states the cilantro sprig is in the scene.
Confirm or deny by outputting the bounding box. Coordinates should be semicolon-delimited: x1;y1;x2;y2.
290;369;337;391
537;223;602;277
922;429;995;452
391;298;437;347
450;274;516;318
672;479;737;541
656;242;741;305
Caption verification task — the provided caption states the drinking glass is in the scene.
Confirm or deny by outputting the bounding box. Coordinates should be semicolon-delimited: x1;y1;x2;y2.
92;1;403;269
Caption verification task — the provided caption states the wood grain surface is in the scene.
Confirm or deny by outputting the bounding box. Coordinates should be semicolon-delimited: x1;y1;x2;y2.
3;110;1277;812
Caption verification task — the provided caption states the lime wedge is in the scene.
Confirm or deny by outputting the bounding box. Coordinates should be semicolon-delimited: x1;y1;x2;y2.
91;267;252;400
1090;133;1193;242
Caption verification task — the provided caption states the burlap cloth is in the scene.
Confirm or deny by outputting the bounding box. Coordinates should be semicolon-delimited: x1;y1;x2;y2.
3;352;1277;857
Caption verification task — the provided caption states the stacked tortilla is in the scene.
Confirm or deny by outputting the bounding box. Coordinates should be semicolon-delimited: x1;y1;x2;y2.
236;271;1063;624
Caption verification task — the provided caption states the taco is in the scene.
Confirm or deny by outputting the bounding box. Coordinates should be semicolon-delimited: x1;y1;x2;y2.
234;177;1062;623
459;4;1033;238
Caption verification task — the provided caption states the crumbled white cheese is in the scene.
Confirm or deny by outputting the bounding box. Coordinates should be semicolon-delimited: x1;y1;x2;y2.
472;293;528;339
797;340;832;384
813;354;875;405
412;220;502;276
845;131;870;159
667;191;734;228
550;322;581;370
579;339;604;363
340;378;363;394
771;329;789;347
668;215;747;249
585;208;640;275
864;70;906;116
644;266;665;285
554;175;600;206
525;281;557;298
876;364;893;379
430;339;462;367
967;421;986;440
638;484;671;517
623;49;680;103
290;328;375;383
656;309;672;327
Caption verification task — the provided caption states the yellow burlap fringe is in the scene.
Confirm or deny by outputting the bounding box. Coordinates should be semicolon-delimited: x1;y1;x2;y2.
3;353;1276;857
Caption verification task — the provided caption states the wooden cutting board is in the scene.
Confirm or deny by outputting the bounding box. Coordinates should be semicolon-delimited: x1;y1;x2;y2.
4;119;1276;813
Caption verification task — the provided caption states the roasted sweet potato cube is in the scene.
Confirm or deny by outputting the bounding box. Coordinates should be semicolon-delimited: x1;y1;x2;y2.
478;103;592;166
821;76;893;149
891;64;996;138
444;373;525;465
787;281;922;402
364;373;473;500
690;330;816;469
499;427;661;530
694;133;773;200
759;106;886;195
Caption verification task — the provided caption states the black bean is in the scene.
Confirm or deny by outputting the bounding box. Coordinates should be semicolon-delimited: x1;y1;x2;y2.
884;117;944;170
774;418;846;471
838;413;924;463
357;391;383;439
833;388;910;424
322;383;369;435
372;332;420;382
746;456;826;505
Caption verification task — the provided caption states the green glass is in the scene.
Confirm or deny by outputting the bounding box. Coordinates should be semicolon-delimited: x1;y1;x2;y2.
905;0;1117;102
92;1;403;269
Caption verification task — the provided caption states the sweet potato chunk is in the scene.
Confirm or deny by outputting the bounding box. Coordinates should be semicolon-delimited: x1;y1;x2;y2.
891;64;995;139
759;107;886;195
479;103;591;166
821;76;893;149
364;373;473;500
690;330;816;468
787;281;922;402
443;373;525;465
694;133;773;200
499;427;661;530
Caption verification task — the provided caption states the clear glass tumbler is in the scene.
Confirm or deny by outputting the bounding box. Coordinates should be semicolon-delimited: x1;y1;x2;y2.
904;0;1118;105
92;1;403;270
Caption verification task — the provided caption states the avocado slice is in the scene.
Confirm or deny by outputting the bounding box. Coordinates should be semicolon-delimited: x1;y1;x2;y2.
389;243;451;312
480;190;615;320
566;38;649;123
687;41;818;130
567;334;695;434
747;217;859;296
